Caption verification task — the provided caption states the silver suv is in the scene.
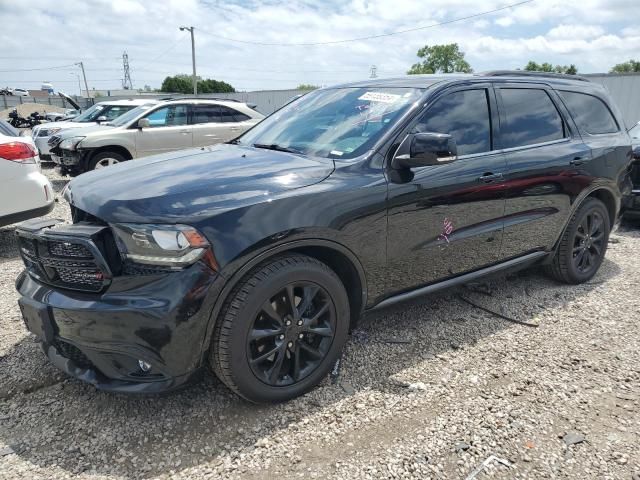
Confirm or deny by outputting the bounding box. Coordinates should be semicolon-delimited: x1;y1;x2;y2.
49;99;264;174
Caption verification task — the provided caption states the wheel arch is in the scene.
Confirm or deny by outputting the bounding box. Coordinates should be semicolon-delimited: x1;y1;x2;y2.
82;145;133;170
200;238;368;364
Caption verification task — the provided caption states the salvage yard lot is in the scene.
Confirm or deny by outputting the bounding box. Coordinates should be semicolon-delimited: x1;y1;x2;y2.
0;166;639;479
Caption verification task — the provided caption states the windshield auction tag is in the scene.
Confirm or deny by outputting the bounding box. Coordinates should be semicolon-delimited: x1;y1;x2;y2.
358;92;401;103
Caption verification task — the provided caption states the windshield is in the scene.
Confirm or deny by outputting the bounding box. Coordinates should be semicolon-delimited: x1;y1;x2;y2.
72;103;136;123
237;87;424;159
109;103;156;127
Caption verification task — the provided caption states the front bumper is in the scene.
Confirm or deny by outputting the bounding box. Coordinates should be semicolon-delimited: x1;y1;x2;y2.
623;190;640;219
16;259;223;394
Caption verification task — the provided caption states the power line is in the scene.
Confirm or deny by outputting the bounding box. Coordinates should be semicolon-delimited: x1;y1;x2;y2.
196;0;534;46
0;63;78;73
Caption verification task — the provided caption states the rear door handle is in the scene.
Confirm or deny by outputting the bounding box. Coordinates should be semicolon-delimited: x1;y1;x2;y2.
179;130;190;134
478;172;504;183
570;156;585;166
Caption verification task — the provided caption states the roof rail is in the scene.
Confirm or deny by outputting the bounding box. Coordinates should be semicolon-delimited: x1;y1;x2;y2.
482;70;591;82
158;96;243;103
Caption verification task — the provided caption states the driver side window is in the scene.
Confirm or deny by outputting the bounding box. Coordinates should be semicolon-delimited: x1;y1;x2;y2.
415;89;492;156
144;105;188;128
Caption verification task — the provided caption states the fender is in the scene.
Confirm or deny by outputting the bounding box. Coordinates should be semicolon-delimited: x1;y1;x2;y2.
198;237;368;364
547;183;620;259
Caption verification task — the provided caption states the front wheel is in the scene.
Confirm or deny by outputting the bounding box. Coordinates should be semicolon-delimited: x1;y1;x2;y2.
546;197;610;284
210;254;350;403
88;151;127;171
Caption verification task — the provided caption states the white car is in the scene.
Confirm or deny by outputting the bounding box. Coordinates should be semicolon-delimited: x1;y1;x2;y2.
11;88;29;97
32;99;157;160
0;120;54;227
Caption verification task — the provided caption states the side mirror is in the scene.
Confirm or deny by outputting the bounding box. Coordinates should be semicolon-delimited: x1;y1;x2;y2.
96;115;107;123
392;132;457;169
633;146;640;160
137;118;150;129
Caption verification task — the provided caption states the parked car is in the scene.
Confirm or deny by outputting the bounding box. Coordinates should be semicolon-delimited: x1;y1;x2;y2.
44;109;80;122
624;121;640;218
32;99;155;160
0;120;54;227
48;98;263;174
15;73;632;403
11;88;29;97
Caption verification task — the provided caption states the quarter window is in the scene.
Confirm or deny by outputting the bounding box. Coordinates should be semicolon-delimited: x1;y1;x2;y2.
558;91;618;135
499;89;565;149
219;106;250;123
415;89;492;156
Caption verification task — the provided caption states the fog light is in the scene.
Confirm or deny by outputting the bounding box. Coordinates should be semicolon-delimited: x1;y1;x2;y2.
138;360;152;373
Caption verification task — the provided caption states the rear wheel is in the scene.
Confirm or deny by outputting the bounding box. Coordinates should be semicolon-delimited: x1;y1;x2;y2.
210;254;350;403
88;151;127;171
546;197;610;284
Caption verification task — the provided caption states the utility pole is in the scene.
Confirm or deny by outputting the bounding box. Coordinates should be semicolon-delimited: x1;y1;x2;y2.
179;26;197;95
76;61;91;98
122;51;133;90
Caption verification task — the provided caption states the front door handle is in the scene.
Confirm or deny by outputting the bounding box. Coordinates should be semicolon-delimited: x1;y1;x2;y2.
570;156;585;166
478;172;504;183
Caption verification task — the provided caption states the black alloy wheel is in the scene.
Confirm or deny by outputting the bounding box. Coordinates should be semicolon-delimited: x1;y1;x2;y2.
546;197;610;284
210;254;350;403
572;210;605;275
247;282;336;387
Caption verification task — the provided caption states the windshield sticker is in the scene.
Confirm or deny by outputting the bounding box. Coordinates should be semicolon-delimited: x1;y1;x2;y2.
358;92;401;104
330;150;344;156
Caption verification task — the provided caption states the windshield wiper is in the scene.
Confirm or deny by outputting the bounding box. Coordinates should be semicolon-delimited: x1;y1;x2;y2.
252;143;303;154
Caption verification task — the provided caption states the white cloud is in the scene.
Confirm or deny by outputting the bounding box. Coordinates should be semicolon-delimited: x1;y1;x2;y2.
0;0;639;92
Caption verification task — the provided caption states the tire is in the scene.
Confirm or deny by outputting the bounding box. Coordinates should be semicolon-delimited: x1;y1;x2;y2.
210;254;350;403
88;151;127;171
546;197;610;284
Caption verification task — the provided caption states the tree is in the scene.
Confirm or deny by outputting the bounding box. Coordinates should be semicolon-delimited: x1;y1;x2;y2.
610;59;640;73
407;43;472;74
296;84;319;90
160;74;235;94
524;61;578;75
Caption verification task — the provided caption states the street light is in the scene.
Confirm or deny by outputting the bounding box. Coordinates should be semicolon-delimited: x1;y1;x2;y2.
179;26;197;95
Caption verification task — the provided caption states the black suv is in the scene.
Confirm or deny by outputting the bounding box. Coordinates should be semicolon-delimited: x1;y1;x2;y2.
16;72;633;403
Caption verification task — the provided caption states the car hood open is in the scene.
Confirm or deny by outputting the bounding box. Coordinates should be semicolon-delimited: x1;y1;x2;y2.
65;144;335;224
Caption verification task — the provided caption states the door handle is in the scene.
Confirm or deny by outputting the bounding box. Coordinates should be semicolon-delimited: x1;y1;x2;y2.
179;130;190;134
478;172;504;183
229;127;240;131
570;156;585;166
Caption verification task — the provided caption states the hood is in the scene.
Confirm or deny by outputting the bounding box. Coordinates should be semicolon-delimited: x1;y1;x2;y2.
57;92;81;111
65;144;334;223
36;120;98;133
54;124;114;139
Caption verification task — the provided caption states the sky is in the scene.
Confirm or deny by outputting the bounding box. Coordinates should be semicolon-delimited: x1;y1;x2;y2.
1;0;639;94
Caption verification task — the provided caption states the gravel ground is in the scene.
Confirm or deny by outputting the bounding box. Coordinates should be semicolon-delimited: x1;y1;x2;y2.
0;166;639;479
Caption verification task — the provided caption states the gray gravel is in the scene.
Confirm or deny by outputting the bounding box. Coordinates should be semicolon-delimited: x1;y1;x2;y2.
0;166;639;479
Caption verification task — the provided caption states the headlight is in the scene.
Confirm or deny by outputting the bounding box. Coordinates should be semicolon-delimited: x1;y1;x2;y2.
111;224;217;269
44;127;62;137
59;136;85;151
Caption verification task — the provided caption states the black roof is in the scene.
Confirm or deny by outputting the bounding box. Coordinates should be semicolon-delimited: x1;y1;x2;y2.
330;71;597;90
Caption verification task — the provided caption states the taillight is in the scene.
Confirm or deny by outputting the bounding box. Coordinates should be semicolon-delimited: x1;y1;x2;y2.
0;142;37;163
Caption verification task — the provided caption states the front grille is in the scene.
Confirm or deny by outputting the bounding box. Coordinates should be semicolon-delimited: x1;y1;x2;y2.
48;241;93;258
17;232;110;293
52;340;94;369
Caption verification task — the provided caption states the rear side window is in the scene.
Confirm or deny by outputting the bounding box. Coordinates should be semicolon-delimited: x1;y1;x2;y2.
499;89;565;149
192;104;220;124
219;106;251;123
415;89;492;156
558;91;618;135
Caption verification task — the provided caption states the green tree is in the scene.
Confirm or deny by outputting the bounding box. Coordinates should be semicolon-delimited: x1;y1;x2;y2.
524;61;578;75
407;43;472;74
160;74;235;94
296;84;319;90
610;59;640;73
